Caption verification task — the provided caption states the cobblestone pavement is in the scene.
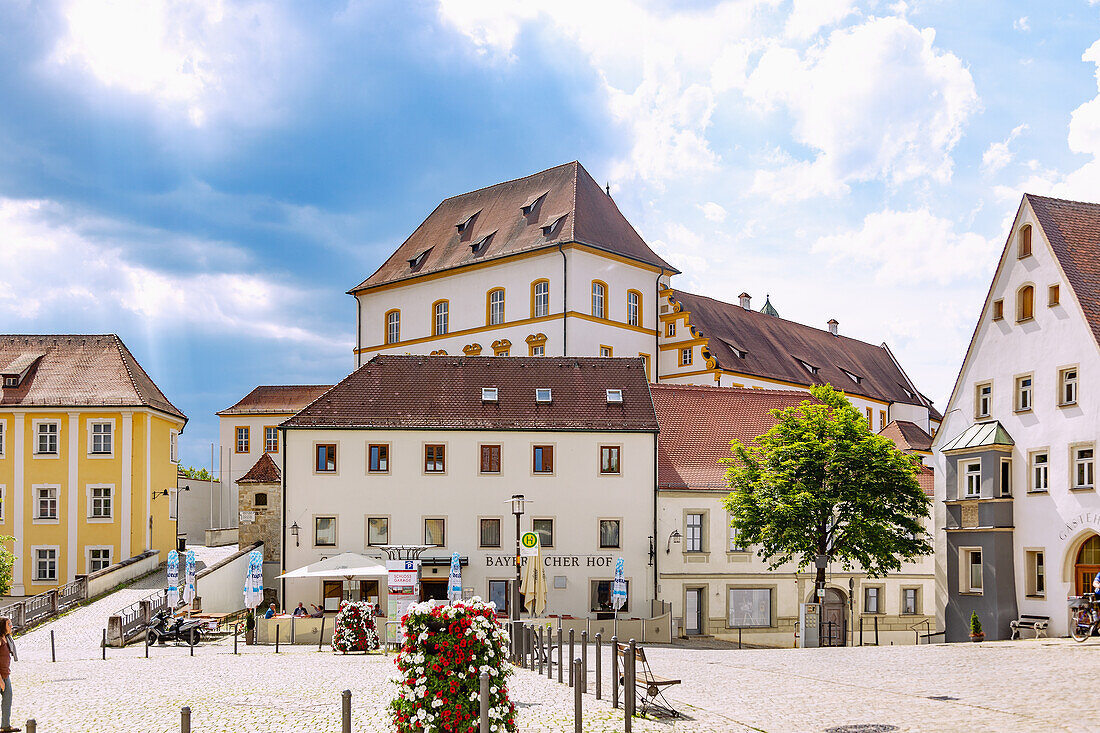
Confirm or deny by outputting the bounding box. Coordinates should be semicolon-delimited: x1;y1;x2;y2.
9;628;1100;731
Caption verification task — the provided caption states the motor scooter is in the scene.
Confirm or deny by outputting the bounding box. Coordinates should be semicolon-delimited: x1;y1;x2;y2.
146;609;205;646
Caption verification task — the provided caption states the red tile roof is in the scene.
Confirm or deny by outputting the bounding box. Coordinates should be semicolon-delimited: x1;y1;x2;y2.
236;453;281;484
669;290;939;417
879;420;933;453
218;385;333;416
284;355;658;431
349;162;677;293
0;334;185;421
652;384;807;489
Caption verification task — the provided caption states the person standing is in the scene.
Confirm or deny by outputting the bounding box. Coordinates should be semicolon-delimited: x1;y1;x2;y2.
0;617;19;733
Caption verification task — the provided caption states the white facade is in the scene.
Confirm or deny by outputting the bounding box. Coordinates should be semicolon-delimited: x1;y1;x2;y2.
216;412;290;530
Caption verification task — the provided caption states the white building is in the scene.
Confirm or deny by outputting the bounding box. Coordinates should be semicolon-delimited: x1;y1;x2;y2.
934;194;1100;641
279;355;658;619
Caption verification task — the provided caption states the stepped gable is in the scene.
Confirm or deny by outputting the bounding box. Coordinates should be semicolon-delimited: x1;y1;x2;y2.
350;161;677;293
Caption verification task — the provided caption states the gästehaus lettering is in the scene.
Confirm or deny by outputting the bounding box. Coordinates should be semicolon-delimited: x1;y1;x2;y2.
484;555;613;567
1059;513;1100;541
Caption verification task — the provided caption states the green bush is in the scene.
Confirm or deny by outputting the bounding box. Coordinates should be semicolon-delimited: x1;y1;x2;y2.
969;611;983;636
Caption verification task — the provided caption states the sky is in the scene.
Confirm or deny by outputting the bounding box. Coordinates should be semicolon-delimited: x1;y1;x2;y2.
3;0;1100;469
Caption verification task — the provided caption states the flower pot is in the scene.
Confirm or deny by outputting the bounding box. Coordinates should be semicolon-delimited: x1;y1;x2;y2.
245;628;255;645
969;632;984;643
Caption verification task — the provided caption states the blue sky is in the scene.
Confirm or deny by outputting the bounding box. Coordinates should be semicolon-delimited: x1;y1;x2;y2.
3;0;1100;468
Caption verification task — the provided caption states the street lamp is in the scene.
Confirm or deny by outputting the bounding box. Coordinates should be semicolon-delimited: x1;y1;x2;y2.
290;522;300;548
510;494;526;629
665;529;682;553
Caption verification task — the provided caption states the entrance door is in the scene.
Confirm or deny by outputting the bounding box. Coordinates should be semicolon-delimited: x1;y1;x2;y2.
821;588;847;647
1075;535;1100;594
685;588;704;635
323;581;343;611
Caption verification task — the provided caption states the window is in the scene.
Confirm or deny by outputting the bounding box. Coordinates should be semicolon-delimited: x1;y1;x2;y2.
314;517;336;546
367;517;389;546
315;444;337;473
488;580;509;613
865;407;873;426
627;290;640;327
879;410;887;428
1060;367;1078;405
600;446;620;474
992;299;1004;321
962;461;981;498
1016;285;1034;322
1000;458;1012;497
592;579;629;613
260;426;277;453
964;549;983;592
480;445;501;474
975;383;992;418
1030;452;1049;492
531;345;545;357
728;588;771;627
89;486;112;519
0;422;5;457
235;427;250;454
88;548;112;573
1018;224;1032;258
0;486;5;521
591;281;606;319
385;310;400;344
36;422;59;455
685;513;704;552
666;322;676;337
599;519;621;549
599;345;613;357
536;388;552;402
1073;446;1094;489
864;586;880;614
606;389;623;403
424;518;446;546
902;588;919;615
1016;375;1033;411
728;519;746;551
680;348;692;367
367;444;389;473
532;280;550;318
36;486;58;520
1026;550;1046;596
492;339;511;356
424;444;446;473
533;445;554;473
480;518;501;548
532;518;554;548
170;430;179;463
481;387;498;402
90;422;113;455
488;289;505;325
1049;284;1060;306
34;548;57;582
434;300;449;336
254;492;267;507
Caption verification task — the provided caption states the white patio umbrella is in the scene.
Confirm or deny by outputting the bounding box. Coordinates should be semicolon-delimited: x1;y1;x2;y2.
277;552;388;580
520;541;547;616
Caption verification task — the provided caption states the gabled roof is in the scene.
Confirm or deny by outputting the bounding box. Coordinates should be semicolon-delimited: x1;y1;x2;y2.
217;385;333;416
879;420;934;453
0;335;185;421
1025;194;1100;347
939;421;1015;453
349;162;677;293
284;355;658;431
651;384;807;489
236;453;281;484
669;291;938;415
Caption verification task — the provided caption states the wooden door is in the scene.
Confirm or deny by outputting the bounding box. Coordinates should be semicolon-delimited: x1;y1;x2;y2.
822;588;847;646
1075;535;1100;594
1078;566;1100;595
323;581;343;611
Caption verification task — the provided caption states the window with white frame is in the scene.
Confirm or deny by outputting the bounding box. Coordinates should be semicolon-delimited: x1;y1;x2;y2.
34;547;58;581
264;426;279;453
728;588;771;627
533;281;549;318
0;485;5;521
591;282;606;319
90;421;113;455
88;547;112;573
1073;446;1094;489
489;289;505;325
962;461;981;498
1030;452;1048;492
1016;375;1032;412
1025;550;1045;596
680;348;692;367
0;421;5;457
902;588;919;615
975;383;992;418
170;430;179;463
386;310;401;344
728;518;746;551
963;548;983;593
1060;367;1078;405
627;291;640;327
685;513;704;552
1000;458;1012;497
88;485;113;519
434;300;449;336
36;422;59;454
864;586;881;613
36;486;57;520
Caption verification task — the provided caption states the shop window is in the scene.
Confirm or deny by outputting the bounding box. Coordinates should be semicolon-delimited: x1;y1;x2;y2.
728;588;770;627
591;579;628;613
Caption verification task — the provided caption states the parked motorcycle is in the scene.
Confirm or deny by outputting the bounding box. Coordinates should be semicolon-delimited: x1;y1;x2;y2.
146;609;205;646
1069;593;1098;642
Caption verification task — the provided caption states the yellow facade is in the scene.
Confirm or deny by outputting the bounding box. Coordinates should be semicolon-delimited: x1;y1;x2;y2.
0;408;184;595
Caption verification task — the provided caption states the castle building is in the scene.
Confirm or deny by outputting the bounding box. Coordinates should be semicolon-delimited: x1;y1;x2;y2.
0;335;186;594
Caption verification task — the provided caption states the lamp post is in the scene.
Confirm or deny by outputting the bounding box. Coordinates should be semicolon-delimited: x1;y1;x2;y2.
290;522;300;548
665;529;682;554
510;494;526;628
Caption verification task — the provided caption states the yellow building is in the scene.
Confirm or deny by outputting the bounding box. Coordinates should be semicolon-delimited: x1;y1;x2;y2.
0;335;187;595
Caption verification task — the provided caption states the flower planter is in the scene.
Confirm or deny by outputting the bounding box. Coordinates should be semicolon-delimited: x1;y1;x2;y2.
969;633;984;643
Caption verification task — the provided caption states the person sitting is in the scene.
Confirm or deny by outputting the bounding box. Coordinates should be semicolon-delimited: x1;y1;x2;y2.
310;604;325;618
292;602;308;617
264;603;277;619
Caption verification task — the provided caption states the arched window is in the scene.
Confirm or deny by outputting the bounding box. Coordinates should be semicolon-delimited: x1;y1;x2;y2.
385;310;400;344
626;290;641;327
487;289;505;325
1019;225;1032;258
1016;285;1034;322
433;300;449;336
531;280;550;318
591;281;607;319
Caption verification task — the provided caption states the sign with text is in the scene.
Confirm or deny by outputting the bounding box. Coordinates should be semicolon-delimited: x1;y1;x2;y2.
612;558;627;610
239;511;255;524
386;559;420;590
520;532;540;557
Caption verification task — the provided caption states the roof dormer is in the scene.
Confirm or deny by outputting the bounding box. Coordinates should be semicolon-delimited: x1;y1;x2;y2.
541;214;567;237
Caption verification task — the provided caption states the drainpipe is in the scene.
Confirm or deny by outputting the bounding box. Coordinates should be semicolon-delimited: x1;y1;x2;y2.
654;272;663;382
354;295;361;369
280;428;287;607
653;432;659;608
558;243;568;355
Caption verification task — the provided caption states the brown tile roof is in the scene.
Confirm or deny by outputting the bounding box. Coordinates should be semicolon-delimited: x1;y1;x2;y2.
652;384;807;489
283;355;658;431
879;420;933;453
669;290;939;417
349;162;677;293
0;334;185;421
236;453;281;484
916;465;935;497
217;385;333;416
1026;194;1100;346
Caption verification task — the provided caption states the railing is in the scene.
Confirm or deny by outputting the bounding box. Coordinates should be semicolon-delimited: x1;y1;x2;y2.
911;618;945;645
0;577;89;633
110;589;171;645
58;577;87;610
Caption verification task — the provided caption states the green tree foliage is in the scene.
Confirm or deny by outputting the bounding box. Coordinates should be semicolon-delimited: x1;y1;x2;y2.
180;465;215;481
722;385;932;590
0;536;15;597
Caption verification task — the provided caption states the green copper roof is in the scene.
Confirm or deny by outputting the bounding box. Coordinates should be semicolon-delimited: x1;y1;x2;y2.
939;421;1015;453
760;295;779;317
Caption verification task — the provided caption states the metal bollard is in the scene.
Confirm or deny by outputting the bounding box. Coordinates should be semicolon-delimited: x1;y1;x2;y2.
181;706;191;733
234;625;239;655
595;633;602;700
275;624;280;654
190;637;194;657
341;689;351;733
146;632;149;658
50;630;56;662
568;629;575;687
611;635;619;709
581;630;588;693
26;721;35;733
557;627;563;684
102;629;106;660
319;616;326;651
573;658;583;733
528;626;535;670
625;639;637;726
480;671;490;733
537;626;544;675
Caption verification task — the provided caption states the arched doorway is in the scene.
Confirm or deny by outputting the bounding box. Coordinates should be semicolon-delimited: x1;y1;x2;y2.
821;588;847;646
1075;534;1100;595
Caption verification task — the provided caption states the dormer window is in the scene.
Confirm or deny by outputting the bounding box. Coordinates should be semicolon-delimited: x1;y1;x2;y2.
481;387;499;402
470;231;495;254
456;211;480;233
408;249;431;269
606;389;623;403
841;369;861;384
541;214;567;236
2;376;16;388
798;359;819;376
536;388;552;403
521;191;548;215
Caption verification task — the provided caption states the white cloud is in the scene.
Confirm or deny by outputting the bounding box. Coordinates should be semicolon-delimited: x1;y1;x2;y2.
812;208;996;286
784;0;858;40
982;123;1028;173
1014;16;1030;32
698;202;728;223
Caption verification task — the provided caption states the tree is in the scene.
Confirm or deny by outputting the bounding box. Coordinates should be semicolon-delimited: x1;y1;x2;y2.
722;385;932;593
180;465;215;481
0;537;14;597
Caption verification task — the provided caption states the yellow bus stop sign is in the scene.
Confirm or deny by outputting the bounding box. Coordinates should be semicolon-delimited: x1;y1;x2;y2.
520;532;540;556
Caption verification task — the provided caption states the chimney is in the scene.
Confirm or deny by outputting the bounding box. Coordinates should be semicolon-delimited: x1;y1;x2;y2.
739;292;751;310
827;319;839;336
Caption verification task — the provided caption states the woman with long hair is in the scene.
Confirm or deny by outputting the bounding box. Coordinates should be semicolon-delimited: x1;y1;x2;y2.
0;617;18;732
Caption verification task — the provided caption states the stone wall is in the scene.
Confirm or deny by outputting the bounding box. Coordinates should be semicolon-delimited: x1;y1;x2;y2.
239;481;281;562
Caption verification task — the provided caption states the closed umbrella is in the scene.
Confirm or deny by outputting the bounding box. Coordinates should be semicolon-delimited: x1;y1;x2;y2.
166;550;180;607
520;540;547;616
447;552;462;603
243;550;264;610
183;549;196;607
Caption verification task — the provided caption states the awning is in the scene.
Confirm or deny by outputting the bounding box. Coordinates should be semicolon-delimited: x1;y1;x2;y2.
277;552;388;579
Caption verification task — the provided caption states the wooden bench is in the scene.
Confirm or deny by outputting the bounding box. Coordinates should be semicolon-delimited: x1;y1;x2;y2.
616;643;681;718
1010;614;1050;640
